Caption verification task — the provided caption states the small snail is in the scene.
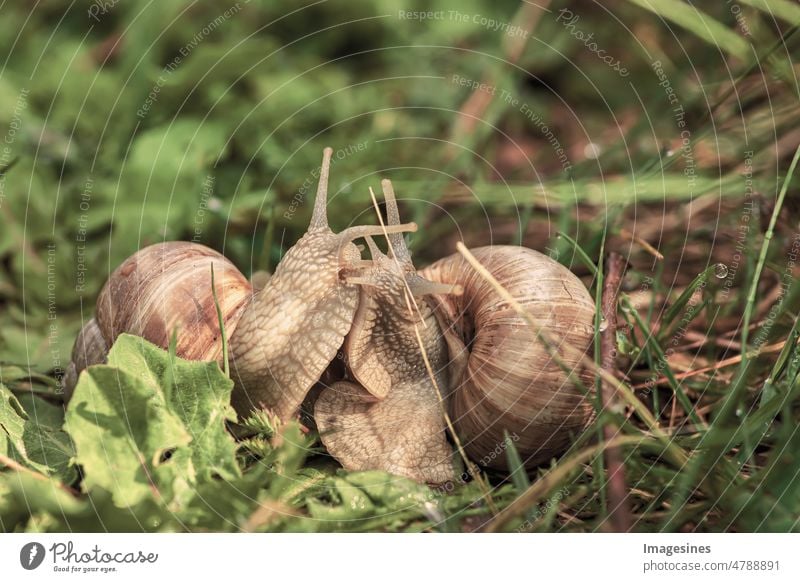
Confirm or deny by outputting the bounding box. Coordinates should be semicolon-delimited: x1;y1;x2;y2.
64;148;596;482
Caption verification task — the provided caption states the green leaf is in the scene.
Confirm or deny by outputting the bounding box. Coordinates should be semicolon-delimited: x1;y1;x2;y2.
739;0;800;25
179;464;272;531
280;467;329;505
65;365;193;507
305;471;440;531
65;334;239;508
0;472;173;533
263;422;311;498
106;334;240;482
0;384;75;483
760;319;800;406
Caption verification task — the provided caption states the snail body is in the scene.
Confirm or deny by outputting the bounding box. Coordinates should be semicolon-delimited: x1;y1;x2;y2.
315;180;464;484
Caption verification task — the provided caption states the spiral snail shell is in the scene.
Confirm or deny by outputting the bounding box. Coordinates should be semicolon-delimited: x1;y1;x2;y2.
421;246;596;469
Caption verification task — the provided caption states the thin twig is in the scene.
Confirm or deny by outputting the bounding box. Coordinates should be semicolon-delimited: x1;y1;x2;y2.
632;340;788;389
599;252;632;532
619;229;664;260
0;453;79;496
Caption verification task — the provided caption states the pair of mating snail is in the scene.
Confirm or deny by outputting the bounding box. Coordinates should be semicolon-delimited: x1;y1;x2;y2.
63;148;596;484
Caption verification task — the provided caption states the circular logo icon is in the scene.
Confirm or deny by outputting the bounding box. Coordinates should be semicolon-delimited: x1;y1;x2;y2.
20;542;46;570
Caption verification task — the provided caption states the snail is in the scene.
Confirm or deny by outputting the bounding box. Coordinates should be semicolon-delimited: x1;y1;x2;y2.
315;180;465;484
63;147;596;483
61;242;251;402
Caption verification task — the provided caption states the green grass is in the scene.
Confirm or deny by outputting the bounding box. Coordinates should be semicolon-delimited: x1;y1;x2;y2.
1;0;800;532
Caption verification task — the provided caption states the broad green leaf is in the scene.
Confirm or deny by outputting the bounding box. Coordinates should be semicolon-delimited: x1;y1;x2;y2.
127;119;228;181
0;310;83;375
65;365;193;507
16;393;66;431
105;334;240;481
66;334;240;508
0;384;75;483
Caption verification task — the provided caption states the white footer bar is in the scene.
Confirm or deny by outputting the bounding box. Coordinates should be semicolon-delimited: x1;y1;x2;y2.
2;533;797;581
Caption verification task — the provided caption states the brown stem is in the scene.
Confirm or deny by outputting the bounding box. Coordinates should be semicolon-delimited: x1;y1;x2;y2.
7;383;65;404
600;252;632;532
0;453;79;497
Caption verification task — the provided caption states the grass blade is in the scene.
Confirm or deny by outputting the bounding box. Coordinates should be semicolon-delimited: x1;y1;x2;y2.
210;264;230;378
739;0;800;25
658;266;715;341
623;295;707;429
626;0;751;60
556;231;599;277
504;430;531;494
666;145;800;527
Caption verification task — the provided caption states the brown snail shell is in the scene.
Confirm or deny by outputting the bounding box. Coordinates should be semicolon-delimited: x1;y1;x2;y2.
420;245;596;470
62;243;251;400
62;318;108;403
95;241;252;363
